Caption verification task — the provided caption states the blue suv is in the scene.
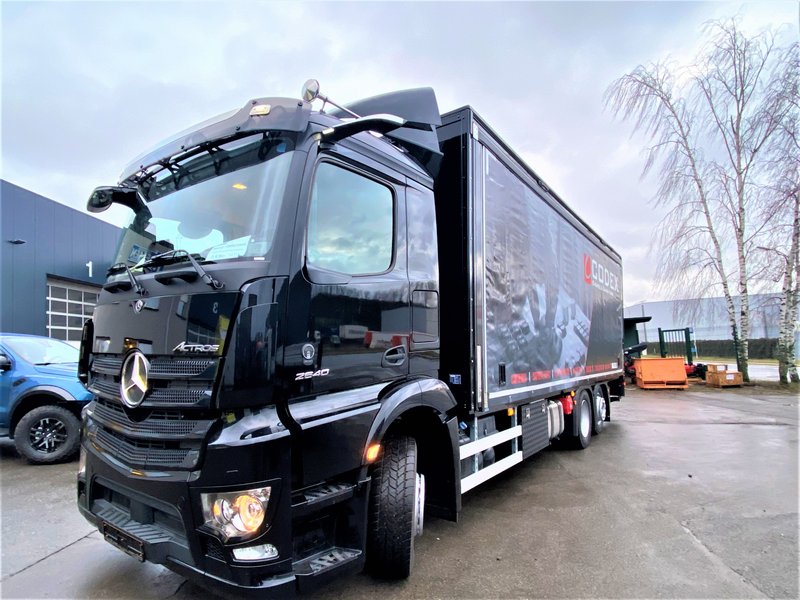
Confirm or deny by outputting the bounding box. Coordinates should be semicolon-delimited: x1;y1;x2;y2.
0;333;93;464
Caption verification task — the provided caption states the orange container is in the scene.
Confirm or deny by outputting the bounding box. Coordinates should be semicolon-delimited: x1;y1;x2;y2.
633;357;688;390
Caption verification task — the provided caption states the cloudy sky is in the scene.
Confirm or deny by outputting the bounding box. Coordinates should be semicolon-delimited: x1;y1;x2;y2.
2;1;797;305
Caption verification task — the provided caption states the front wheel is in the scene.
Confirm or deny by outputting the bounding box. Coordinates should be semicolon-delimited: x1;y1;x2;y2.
367;435;423;579
14;405;81;464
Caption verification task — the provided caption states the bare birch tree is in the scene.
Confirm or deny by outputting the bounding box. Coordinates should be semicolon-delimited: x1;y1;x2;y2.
605;18;798;382
760;42;800;383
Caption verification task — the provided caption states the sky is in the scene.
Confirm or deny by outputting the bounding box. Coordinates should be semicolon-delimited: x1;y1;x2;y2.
1;1;797;306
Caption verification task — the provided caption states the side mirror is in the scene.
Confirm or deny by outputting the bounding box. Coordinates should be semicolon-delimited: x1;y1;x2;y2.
87;186;142;213
301;79;321;103
0;354;11;371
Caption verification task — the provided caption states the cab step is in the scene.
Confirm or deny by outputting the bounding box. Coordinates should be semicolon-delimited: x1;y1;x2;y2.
292;482;355;517
294;547;361;576
293;547;364;592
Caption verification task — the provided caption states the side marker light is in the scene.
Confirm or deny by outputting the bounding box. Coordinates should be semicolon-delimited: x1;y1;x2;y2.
366;443;381;463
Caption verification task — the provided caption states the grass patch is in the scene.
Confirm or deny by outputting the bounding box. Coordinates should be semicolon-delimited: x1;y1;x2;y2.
743;380;800;395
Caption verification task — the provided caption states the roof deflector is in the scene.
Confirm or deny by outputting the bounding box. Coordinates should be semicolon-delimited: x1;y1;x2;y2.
330;87;443;177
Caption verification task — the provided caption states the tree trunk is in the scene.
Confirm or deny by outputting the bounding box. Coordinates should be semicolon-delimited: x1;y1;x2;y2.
777;193;799;384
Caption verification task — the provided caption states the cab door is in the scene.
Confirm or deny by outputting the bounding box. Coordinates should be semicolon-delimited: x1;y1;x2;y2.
287;150;410;401
285;148;411;484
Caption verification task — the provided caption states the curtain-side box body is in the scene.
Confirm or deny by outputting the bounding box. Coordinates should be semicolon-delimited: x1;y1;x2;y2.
435;107;624;414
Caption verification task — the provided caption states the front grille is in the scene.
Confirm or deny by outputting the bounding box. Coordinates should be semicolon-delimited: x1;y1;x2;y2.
92;355;123;375
92;400;212;439
89;376;212;408
91;355;215;379
94;427;197;469
148;388;210;405
150;359;214;378
90;378;120;400
88;353;217;409
87;353;220;471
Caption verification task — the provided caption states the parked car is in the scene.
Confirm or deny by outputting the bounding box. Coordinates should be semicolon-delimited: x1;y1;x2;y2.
0;333;93;464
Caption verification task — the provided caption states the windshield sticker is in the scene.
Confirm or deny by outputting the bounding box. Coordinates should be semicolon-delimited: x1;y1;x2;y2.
128;244;147;264
205;235;252;261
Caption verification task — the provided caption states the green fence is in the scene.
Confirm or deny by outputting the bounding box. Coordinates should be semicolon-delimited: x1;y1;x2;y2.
658;327;694;363
646;338;778;360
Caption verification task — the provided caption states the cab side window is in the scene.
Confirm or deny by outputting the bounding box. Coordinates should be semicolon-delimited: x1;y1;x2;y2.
307;162;394;275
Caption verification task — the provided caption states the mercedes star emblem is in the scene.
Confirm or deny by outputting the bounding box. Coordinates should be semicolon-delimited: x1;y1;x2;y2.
120;350;150;408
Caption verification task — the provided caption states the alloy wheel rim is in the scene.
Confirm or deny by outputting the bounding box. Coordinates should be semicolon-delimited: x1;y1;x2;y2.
596;393;607;421
29;417;68;453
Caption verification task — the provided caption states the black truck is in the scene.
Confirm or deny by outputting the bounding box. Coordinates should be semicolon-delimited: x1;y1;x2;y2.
77;80;624;596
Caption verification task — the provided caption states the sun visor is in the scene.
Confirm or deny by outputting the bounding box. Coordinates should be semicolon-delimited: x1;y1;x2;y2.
120;98;311;183
331;87;442;127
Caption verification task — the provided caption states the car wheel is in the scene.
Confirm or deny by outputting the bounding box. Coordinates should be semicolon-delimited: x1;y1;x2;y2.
14;405;81;464
366;434;422;579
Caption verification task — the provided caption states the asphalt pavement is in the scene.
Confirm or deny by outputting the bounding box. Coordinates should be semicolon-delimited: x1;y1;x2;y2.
1;380;797;599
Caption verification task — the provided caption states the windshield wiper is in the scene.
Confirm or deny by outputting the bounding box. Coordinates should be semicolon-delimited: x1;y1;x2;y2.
104;262;147;296
145;250;224;290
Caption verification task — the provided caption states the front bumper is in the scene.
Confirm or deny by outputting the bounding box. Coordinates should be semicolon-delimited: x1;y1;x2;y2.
77;429;297;597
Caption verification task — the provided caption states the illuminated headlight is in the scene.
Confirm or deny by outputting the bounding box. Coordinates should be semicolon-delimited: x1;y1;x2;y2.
201;487;271;542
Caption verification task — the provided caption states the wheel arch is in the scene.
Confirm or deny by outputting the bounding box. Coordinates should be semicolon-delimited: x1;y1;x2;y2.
363;378;461;522
10;387;82;438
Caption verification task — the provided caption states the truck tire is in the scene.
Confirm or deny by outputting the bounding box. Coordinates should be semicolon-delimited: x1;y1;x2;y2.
14;405;81;464
366;434;423;579
572;390;593;450
592;385;607;434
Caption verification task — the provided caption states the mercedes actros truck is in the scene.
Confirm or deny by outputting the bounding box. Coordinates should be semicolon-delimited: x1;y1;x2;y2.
77;80;624;596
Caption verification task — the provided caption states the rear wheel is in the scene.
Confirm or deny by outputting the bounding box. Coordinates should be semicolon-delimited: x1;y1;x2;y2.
14;405;80;464
593;385;607;434
367;435;423;579
572;390;593;450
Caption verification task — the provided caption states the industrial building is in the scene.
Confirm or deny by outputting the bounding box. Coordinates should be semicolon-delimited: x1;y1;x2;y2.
625;295;798;358
1;180;120;344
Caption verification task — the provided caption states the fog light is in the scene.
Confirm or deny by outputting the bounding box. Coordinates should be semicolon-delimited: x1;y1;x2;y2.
232;543;279;562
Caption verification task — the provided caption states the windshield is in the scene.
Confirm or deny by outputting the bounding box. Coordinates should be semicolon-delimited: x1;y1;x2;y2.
111;133;296;270
2;336;79;365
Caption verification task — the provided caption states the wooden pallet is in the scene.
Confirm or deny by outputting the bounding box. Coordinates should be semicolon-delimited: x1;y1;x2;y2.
635;377;688;390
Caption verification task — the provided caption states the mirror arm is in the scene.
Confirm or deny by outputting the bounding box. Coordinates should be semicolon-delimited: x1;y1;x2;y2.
321;114;408;143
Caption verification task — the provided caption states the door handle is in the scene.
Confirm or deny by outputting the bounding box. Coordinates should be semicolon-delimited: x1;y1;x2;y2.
381;345;407;368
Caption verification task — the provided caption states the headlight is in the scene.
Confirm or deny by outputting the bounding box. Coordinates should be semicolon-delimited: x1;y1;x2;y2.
201;487;271;542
